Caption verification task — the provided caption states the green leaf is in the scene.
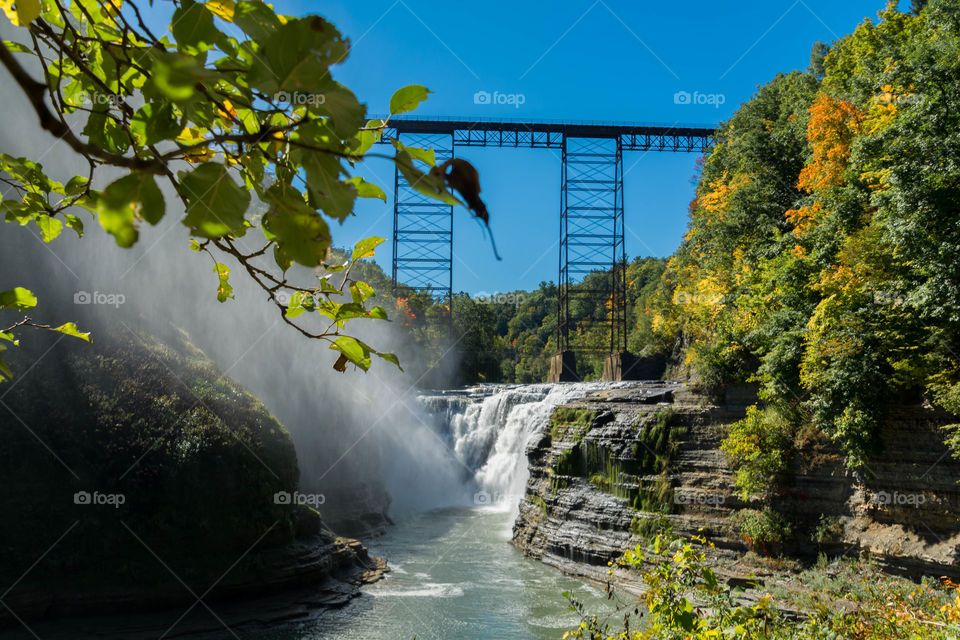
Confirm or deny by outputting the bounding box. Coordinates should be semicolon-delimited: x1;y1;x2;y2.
350;120;383;157
52;322;91;342
404;145;436;167
346;176;386;201
285;291;311;318
374;350;402;370
329;335;370;371
63;214;84;238
319;276;339;294
213;262;233;302
248;16;348;96
369;306;388;320
171;0;220;51
0;354;12;382
300;153;356;222
64;175;89;195
323;260;348;273
389;85;431;115
1;40;31;53
352;236;385;261
97;172;165;247
273;245;293;272
130;103;181;146
179;163;250;238
148;52;215;101
233;0;281;40
309;80;366;139
262;183;331;266
35;215;63;242
0;287;37;310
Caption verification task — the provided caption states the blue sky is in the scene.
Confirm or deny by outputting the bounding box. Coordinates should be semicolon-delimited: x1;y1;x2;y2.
167;0;899;294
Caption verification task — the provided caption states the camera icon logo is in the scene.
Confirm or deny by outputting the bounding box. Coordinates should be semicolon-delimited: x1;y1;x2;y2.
473;490;491;505
74;291;92;304
273;491;292;505
473;91;491;105
673;90;692;105
74;490;91;505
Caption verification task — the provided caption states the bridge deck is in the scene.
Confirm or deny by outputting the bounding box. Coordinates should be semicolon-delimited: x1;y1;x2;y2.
379;116;716;151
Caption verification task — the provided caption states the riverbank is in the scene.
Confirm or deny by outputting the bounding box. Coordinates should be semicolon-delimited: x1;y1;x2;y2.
513;382;960;609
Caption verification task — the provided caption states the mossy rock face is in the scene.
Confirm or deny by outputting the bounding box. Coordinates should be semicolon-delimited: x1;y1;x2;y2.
0;321;301;591
549;407;597;443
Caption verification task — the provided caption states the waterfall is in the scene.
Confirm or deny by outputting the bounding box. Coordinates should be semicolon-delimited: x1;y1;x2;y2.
418;382;627;523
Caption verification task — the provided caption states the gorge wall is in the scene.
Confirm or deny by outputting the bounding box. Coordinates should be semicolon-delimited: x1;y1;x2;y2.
513;382;960;590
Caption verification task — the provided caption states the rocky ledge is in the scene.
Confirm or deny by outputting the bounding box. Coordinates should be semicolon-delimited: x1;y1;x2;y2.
513;382;960;595
1;513;387;638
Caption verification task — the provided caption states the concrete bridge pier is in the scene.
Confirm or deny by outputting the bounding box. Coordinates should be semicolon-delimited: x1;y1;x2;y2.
601;351;667;381
547;351;578;382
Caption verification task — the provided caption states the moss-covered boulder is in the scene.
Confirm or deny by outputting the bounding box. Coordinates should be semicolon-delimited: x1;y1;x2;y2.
0;320;303;596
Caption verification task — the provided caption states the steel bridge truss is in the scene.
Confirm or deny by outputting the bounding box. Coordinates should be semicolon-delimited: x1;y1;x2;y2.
391;132;454;306
383;118;713;359
558;137;626;354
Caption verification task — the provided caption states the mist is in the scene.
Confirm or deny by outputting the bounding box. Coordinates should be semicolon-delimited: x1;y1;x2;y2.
0;30;474;522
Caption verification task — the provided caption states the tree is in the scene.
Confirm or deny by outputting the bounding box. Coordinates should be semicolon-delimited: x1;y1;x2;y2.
0;0;473;379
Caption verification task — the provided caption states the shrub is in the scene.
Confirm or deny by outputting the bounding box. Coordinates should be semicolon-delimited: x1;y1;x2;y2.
730;508;793;553
721;403;795;499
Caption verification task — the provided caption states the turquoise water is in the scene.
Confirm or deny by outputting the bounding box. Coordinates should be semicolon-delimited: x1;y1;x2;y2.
1;508;623;640
268;508;619;640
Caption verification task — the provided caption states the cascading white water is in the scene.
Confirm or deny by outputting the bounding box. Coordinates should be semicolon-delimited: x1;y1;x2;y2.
419;382;627;524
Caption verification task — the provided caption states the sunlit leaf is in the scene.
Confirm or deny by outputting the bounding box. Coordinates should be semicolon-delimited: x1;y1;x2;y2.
389;84;431;115
352;236;384;261
346;176;386;201
52;322;91;342
0;287;36;310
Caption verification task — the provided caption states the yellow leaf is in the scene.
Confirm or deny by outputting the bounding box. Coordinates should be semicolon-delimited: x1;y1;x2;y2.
177;127;205;144
0;0;41;25
103;0;122;17
217;99;238;123
206;0;234;21
184;148;216;163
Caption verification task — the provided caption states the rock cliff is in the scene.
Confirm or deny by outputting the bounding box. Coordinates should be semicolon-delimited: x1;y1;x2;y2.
513;382;960;591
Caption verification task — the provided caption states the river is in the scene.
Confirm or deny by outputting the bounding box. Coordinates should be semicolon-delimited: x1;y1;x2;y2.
262;507;617;640
1;383;631;639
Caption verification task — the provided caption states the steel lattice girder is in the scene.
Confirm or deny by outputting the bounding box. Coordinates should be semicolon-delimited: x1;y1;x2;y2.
381;117;714;151
392;133;454;299
558;137;627;354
